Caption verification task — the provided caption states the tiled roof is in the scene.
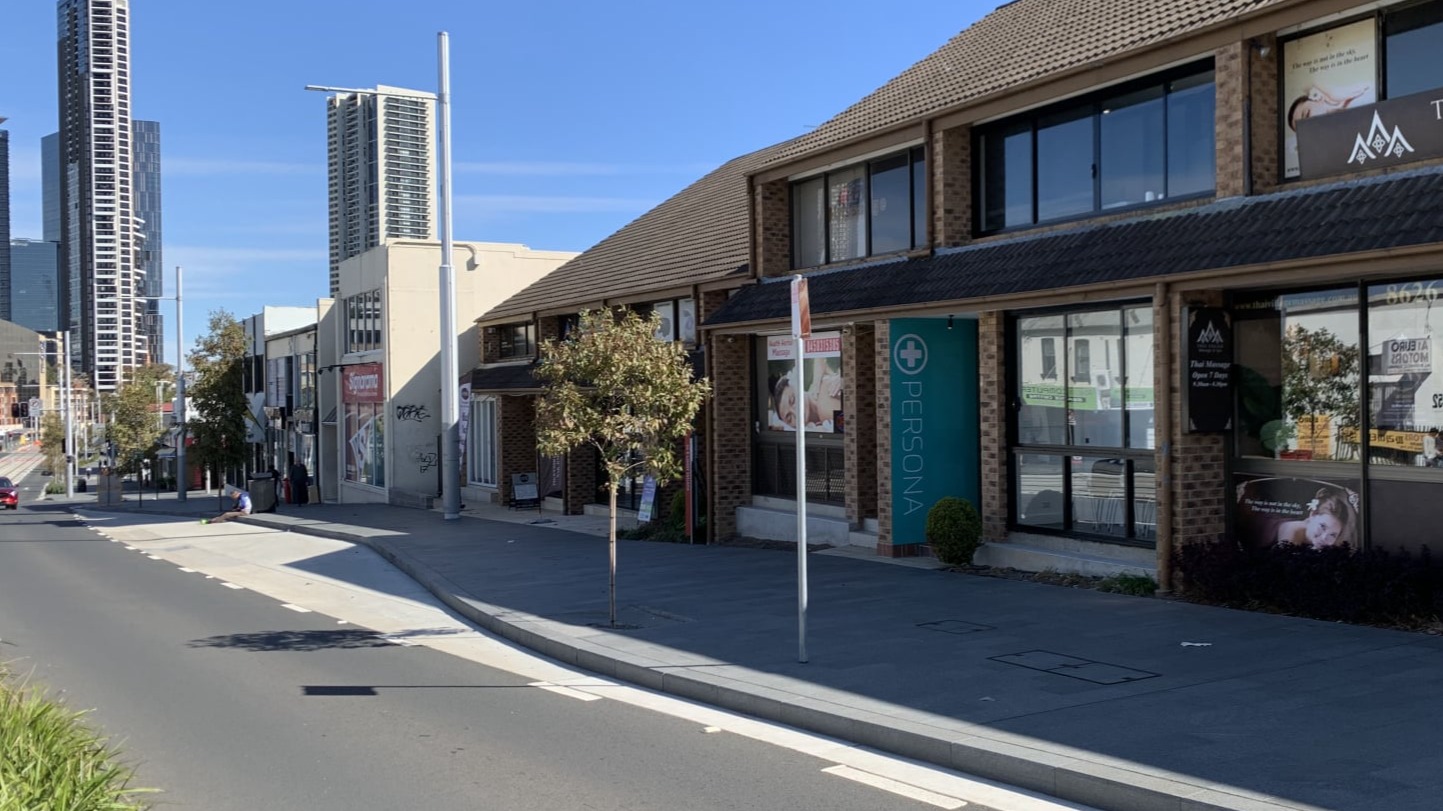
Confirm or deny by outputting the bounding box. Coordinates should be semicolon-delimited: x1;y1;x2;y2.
767;0;1284;165
704;166;1443;326
478;139;796;324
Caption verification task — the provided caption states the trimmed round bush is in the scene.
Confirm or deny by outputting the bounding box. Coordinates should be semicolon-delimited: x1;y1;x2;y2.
925;497;983;566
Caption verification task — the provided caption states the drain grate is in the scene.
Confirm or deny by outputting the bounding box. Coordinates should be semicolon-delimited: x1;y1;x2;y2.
990;650;1159;685
917;619;993;635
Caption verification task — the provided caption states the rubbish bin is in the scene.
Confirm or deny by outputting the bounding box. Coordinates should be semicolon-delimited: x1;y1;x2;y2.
76;478;88;493
247;475;278;513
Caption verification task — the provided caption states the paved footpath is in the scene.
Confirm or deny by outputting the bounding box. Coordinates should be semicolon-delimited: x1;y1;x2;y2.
57;491;1443;811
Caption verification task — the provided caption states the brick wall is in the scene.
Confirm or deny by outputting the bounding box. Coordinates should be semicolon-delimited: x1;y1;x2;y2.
978;311;1010;541
755;178;790;279
843;323;877;524
498;394;537;504
538;315;560;345
1165;291;1227;552
709;333;751;539
1251;35;1281;195
873;321;893;544
932;125;972;249
1215;40;1248;199
481;326;500;364
565;443;597;514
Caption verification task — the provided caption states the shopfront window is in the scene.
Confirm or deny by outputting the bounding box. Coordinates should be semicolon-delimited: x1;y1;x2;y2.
1011;304;1154;542
342;363;385;488
1234;288;1361;461
753;333;846;504
1366;279;1443;463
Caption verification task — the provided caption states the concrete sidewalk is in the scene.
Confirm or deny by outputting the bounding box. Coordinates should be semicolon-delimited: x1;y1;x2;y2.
72;492;1439;811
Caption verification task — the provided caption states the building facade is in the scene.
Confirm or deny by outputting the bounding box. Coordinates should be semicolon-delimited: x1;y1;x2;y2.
262;323;318;500
320;240;574;508
56;0;145;391
325;85;436;298
241;306;315;477
10;239;59;332
690;0;1443;587
132;119;162;364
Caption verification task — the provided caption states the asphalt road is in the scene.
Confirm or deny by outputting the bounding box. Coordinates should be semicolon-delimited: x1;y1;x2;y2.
0;469;1020;811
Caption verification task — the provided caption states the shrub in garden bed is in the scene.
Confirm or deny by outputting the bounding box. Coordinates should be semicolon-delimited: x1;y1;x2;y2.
0;669;155;810
1176;539;1443;629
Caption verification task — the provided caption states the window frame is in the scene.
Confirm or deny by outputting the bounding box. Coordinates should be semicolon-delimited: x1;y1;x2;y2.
975;61;1217;235
790;145;927;270
467;395;498;487
497;322;535;360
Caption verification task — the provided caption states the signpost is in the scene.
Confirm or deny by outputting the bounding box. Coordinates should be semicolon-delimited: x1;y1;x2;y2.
790;275;811;664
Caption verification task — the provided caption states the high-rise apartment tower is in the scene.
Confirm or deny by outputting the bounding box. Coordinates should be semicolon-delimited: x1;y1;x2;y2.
326;85;436;298
0;127;12;323
133;119;161;364
57;0;144;391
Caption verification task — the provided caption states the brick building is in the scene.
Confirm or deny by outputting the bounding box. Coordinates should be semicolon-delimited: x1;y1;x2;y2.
695;0;1443;587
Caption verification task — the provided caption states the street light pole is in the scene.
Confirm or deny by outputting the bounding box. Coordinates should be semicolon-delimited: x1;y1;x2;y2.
62;330;73;499
436;31;460;520
306;32;461;520
175;265;187;501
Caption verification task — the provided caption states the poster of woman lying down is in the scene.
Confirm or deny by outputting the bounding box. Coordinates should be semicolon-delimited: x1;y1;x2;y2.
1233;475;1359;552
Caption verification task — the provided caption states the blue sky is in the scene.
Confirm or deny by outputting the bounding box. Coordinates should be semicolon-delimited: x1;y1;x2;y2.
1;0;992;353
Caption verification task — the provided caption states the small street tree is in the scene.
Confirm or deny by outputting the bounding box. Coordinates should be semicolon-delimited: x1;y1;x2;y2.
187;310;248;489
534;309;710;627
39;412;64;483
102;363;174;475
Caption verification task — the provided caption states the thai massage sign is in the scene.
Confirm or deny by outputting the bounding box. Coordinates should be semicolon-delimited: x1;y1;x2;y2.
1297;89;1443;178
1185;307;1232;433
888;319;979;545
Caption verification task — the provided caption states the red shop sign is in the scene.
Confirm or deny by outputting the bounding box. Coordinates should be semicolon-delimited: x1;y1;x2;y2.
342;363;385;403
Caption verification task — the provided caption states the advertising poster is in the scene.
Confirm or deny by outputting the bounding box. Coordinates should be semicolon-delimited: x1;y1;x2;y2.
1234;474;1360;552
889;319;980;545
765;331;842;433
342;363;385;486
458;382;471;462
1185;307;1233;432
1282;19;1377;179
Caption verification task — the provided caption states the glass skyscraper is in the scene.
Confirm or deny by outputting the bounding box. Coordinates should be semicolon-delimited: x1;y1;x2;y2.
133;119;162;364
10;240;59;333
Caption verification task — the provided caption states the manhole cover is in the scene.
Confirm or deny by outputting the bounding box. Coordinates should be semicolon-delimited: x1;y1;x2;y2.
990;650;1158;685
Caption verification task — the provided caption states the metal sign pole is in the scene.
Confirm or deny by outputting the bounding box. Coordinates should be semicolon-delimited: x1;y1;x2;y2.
791;275;811;664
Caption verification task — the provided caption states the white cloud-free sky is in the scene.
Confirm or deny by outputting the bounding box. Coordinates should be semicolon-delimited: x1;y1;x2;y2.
0;0;991;354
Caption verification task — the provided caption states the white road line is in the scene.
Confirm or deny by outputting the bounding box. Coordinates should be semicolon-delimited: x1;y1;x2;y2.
280;603;311;613
529;681;603;702
145;555;161;560
123;546;137;551
822;765;966;810
221;583;243;590
178;567;196;573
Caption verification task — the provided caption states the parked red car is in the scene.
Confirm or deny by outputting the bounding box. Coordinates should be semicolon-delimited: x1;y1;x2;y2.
0;477;17;510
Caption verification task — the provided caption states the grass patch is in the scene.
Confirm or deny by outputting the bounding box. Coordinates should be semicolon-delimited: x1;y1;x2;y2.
0;668;155;810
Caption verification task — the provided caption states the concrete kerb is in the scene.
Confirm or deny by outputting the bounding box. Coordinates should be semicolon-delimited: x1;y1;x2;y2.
230;512;1322;811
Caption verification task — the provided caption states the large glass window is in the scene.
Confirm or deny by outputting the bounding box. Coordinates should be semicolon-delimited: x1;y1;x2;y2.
1365;279;1443;465
752;333;846;504
792;147;926;268
343;402;385;487
497;322;534;360
344;288;383;354
1385;1;1443;99
467;395;498;486
1012;304;1154;542
978;64;1216;232
1234;289;1361;462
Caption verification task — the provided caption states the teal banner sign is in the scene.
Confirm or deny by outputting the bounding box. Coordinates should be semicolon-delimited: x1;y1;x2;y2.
889;319;980;545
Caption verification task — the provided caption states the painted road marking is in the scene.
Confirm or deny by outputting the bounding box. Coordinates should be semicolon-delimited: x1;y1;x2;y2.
178;567;196;573
280;603;311;613
822;765;966;809
529;681;603;702
222;583;243;590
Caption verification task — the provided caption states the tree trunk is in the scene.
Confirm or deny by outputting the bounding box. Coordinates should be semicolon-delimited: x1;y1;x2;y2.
609;484;618;628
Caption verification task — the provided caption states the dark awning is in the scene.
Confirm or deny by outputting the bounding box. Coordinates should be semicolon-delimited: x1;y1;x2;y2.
705;165;1443;327
470;362;542;393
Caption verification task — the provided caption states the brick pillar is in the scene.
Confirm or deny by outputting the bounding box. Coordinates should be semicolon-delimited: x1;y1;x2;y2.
843;323;877;525
874;321;893;545
1249;34;1281;195
498;394;536;504
978;311;1009;541
932;125;972;249
1215;41;1248;199
754;178;790;279
564;443;597;514
537;316;560;344
709;333;751;540
1165;291;1227;552
480;326;500;364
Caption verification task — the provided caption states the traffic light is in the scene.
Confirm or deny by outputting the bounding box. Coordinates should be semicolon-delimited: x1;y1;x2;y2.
18;402;28;418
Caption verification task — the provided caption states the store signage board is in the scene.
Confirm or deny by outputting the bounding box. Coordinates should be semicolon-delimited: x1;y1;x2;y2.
1298;89;1443;179
1184;307;1233;433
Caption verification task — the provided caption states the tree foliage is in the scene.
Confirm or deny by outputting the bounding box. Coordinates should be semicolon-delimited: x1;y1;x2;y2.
39;412;64;477
187;310;248;486
1281;325;1360;457
534;309;710;626
101;364;174;474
